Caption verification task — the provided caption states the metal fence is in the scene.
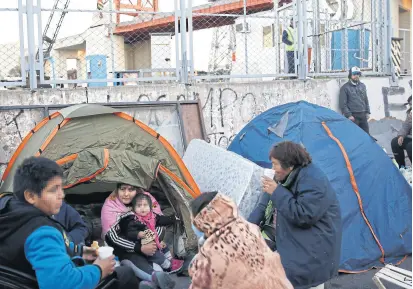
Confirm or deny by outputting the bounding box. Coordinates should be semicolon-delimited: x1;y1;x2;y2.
0;0;402;90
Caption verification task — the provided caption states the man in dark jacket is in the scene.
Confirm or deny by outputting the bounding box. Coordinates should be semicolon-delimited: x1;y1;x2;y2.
339;66;371;133
249;141;342;289
54;201;91;244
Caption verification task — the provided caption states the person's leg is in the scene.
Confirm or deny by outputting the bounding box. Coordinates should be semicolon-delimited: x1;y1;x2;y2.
403;138;412;163
121;259;176;289
113;266;142;289
148;249;171;270
121;259;153;282
121;252;155;275
355;114;369;134
162;247;172;260
392;137;406;168
287;51;295;73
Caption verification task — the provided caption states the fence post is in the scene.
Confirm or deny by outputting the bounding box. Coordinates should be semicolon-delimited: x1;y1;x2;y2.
174;0;181;82
296;0;307;80
243;0;249;75
383;0;396;82
187;0;194;79
26;0;37;89
108;0;116;82
313;0;321;73
179;0;188;84
274;0;280;75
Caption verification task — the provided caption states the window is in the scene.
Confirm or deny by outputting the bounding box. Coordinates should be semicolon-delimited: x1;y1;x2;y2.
263;25;274;48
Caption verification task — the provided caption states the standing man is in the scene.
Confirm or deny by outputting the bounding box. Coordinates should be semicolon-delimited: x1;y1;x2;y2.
339;66;371;133
282;19;295;74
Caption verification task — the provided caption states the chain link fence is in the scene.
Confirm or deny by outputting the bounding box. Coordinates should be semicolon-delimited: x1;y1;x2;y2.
0;0;403;89
0;3;25;88
306;0;379;75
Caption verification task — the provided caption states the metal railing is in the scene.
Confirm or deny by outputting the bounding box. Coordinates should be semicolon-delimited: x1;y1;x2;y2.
399;29;411;75
0;0;399;90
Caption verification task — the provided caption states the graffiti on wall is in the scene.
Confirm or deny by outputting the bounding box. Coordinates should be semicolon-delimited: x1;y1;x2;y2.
0;81;334;178
199;84;331;148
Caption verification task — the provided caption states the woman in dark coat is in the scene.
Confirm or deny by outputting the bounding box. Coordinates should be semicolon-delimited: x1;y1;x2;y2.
248;141;342;289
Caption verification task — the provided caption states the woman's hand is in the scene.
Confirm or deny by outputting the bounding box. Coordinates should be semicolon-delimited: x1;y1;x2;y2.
262;176;278;195
141;242;157;256
82;246;98;261
398;136;404;146
137;231;145;239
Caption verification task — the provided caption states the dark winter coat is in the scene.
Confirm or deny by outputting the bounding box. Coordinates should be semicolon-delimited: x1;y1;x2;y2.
339;80;370;117
105;211;176;256
399;111;412;138
248;163;342;289
121;211;176;242
53;201;90;244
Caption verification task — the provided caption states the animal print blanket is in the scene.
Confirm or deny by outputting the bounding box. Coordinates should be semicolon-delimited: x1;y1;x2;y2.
189;193;293;289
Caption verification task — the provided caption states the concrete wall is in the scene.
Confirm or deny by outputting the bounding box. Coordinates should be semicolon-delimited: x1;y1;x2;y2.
0;76;411;177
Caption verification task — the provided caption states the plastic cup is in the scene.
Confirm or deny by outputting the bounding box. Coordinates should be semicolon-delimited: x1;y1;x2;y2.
263;169;275;180
98;246;114;260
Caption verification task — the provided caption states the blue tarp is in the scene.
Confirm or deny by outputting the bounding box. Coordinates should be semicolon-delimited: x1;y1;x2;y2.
228;101;412;272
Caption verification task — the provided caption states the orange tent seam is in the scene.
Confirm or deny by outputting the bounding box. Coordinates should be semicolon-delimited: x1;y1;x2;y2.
159;165;197;198
322;122;386;266
35;118;71;157
64;148;109;189
2;112;61;181
56;153;78;166
114;112;201;197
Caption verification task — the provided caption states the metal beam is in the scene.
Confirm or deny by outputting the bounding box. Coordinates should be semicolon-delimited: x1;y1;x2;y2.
0;101;200;113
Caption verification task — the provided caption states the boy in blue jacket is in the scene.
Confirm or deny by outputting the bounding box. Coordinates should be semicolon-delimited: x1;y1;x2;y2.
0;157;143;289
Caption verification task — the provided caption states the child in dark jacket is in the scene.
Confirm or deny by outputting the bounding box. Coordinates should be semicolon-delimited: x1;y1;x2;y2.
120;193;184;273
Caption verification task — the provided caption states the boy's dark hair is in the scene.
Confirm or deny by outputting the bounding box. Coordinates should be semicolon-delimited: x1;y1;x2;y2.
132;193;152;210
190;191;218;217
13;157;63;201
269;141;312;169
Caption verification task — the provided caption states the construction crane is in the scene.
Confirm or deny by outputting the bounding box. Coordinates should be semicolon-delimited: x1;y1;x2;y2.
114;0;159;24
208;25;236;76
36;0;71;61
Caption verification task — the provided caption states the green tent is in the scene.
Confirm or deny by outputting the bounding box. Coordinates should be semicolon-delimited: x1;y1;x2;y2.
0;104;200;253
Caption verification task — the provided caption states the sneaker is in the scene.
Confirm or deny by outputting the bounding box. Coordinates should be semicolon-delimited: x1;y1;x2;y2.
166;259;184;274
139;281;156;289
152;271;176;289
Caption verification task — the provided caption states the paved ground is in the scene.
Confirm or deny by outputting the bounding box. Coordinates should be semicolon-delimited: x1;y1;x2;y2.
170;256;412;289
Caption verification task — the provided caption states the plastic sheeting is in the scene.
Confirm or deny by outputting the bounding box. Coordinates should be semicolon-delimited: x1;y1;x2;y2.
183;139;265;218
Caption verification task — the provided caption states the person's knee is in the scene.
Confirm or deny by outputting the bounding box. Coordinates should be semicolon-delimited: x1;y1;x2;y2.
405;141;412;157
391;137;399;150
115;266;140;288
115;266;135;280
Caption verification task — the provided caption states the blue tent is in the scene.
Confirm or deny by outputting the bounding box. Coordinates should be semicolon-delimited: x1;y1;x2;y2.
228;101;412;272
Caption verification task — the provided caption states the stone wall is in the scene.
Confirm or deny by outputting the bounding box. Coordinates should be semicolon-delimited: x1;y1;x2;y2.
0;76;411;177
